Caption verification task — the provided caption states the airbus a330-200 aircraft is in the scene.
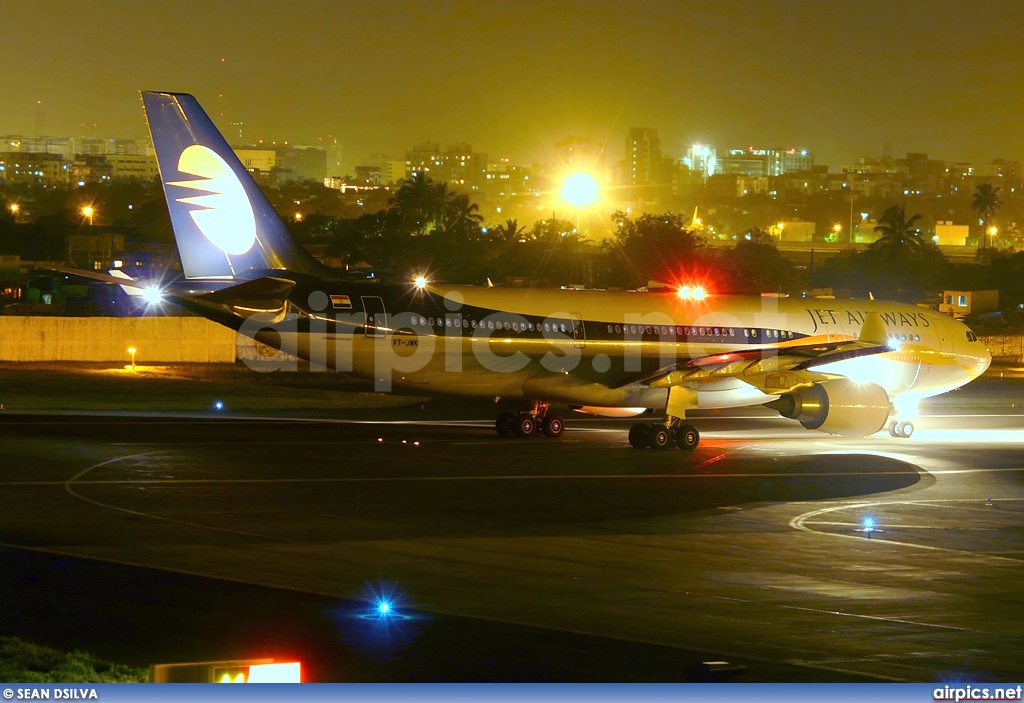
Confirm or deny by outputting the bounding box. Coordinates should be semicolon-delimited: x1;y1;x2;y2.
74;92;993;451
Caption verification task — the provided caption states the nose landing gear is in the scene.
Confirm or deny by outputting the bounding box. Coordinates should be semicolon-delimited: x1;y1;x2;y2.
629;418;700;450
495;401;565;439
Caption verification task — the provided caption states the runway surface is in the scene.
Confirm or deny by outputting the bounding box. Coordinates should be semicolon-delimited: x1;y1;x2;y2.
1;395;1023;681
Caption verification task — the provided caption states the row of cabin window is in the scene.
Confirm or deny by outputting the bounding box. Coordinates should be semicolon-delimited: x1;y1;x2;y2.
891;333;922;342
410;316;569;333
604;324;795;340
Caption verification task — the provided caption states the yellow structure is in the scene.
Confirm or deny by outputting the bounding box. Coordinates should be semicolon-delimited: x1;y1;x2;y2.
0;317;236;362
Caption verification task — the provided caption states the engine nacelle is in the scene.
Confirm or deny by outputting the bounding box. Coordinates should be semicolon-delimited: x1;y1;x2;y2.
569;406;650;418
765;378;890;436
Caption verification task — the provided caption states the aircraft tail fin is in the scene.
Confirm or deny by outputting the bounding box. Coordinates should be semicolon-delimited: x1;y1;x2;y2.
141;91;328;281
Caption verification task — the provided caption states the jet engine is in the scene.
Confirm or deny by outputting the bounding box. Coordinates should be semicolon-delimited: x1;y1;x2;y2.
765;378;890;436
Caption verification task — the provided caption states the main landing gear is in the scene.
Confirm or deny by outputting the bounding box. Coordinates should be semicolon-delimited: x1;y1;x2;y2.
887;418;915;438
629;418;700;451
496;401;565;439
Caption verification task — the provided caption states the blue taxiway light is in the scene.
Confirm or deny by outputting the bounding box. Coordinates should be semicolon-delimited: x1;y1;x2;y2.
377;600;392;616
214;401;225;411
862;516;875;531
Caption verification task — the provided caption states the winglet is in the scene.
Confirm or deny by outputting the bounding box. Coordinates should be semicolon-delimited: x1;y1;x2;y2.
858;311;887;346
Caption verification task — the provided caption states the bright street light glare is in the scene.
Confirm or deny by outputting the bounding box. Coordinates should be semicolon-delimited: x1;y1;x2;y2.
413;275;428;289
562;173;599;207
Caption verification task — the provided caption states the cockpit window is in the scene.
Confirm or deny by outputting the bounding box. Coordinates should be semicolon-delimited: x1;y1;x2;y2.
966;331;978;342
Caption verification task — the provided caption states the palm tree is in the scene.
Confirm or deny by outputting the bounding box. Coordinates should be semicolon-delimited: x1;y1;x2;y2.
871;204;926;258
491;218;527;243
439;193;483;240
971;183;1001;247
390;173;454;235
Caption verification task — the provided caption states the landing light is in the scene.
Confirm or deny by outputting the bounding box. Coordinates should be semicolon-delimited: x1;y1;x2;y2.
413;275;428;289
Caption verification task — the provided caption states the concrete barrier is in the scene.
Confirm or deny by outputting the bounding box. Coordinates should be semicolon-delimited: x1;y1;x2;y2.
980;334;1024;363
0;317;236;363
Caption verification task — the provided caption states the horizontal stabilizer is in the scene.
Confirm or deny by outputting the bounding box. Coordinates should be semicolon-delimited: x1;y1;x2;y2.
200;276;296;310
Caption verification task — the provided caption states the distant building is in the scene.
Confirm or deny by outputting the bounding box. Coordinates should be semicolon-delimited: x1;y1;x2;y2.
986;159;1020;179
353;165;382;186
276;145;328;182
0;152;68;185
363;153;407;185
65;232;126;270
233;148;277;173
940;290;998;318
626;128;662;187
554;135;604;174
484;158;534;194
683;144;716;181
107;154;158;181
406;142;487;189
934;221;969;246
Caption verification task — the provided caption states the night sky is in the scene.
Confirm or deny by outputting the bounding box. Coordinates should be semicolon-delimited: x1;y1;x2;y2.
4;0;1022;170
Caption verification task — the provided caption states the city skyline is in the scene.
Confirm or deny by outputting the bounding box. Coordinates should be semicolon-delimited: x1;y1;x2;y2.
3;0;1023;171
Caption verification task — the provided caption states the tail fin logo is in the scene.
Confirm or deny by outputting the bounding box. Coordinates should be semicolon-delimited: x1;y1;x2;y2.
167;144;257;256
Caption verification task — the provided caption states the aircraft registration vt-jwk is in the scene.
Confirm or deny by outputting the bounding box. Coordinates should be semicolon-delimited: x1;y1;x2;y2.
67;92;993;450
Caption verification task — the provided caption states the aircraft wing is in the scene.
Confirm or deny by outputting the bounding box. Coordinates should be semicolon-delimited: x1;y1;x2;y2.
633;312;891;394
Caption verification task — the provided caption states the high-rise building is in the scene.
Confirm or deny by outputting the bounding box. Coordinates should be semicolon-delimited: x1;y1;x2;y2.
625;127;661;187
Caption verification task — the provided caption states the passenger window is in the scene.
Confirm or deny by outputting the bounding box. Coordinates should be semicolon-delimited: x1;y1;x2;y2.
615;325;622;334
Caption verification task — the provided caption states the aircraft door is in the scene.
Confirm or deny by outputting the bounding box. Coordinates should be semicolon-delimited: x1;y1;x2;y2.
570;313;586;349
361;296;388;338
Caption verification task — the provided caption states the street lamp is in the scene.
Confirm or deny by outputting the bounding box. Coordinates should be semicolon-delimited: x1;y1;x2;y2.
833;223;842;241
8;203;19;215
561;172;599;233
987;225;998;248
81;205;95;226
127;346;137;370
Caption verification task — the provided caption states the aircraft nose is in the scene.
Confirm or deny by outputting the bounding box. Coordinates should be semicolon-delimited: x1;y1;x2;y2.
979;345;992;376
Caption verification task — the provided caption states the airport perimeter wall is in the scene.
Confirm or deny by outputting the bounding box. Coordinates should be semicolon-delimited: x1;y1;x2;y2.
0;317;237;363
0;317;1020;365
980;335;1024;363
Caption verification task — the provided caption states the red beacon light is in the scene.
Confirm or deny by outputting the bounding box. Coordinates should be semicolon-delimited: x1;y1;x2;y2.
676;284;708;301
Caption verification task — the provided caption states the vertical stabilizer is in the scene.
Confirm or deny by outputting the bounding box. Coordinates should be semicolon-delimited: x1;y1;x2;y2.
142;91;327;280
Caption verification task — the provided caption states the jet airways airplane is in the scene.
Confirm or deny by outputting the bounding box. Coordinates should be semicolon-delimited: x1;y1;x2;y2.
93;91;993;450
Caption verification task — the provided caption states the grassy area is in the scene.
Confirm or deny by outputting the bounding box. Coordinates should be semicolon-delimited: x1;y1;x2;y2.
0;637;145;683
0;362;426;417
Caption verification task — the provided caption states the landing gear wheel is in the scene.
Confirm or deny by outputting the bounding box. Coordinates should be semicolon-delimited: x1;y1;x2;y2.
628;423;651;449
649;426;672;450
888;419;900;437
541;414;565;438
496;412;515;437
676;424;700;451
514;413;537;438
898;420;914;438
